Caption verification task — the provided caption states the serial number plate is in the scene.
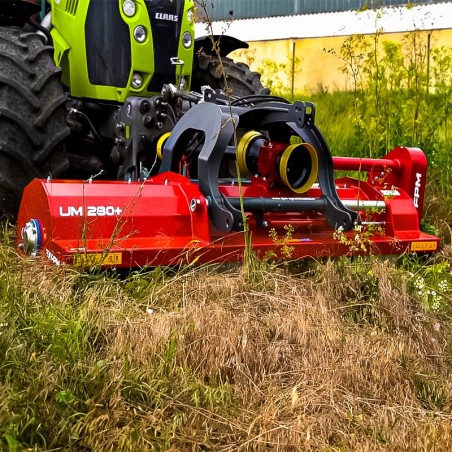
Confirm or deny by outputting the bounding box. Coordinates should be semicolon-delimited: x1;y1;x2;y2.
410;241;438;252
73;252;122;266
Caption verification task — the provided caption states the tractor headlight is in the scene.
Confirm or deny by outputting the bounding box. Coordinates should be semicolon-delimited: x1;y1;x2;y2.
122;0;136;17
131;73;143;89
134;26;147;43
182;31;193;49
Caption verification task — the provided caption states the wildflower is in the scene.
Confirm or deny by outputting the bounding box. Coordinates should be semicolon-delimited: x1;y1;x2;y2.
414;277;425;290
438;280;449;292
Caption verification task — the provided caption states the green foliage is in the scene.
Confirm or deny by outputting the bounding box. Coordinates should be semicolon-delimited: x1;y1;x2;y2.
123;266;168;299
304;27;452;239
257;57;300;99
268;224;295;260
401;254;452;313
410;372;450;412
315;28;452;202
333;223;385;256
0;241;245;450
334;256;382;326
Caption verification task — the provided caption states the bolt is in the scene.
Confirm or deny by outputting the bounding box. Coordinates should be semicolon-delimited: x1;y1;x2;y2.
190;198;201;213
140;99;151;114
144;115;155;128
115;137;126;147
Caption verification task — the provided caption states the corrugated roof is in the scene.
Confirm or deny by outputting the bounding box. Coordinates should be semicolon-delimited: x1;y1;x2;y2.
195;3;452;41
201;0;449;21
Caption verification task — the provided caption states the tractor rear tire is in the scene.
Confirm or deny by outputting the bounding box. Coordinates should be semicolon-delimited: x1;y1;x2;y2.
0;27;70;220
192;55;270;97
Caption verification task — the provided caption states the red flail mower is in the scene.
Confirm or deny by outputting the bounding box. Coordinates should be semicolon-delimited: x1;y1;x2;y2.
17;99;440;268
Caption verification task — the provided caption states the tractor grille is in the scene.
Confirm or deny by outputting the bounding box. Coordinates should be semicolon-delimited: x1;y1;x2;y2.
85;0;131;88
65;0;79;16
145;0;184;92
84;0;184;91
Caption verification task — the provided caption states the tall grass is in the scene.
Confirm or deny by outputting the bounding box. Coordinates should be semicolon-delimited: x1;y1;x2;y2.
302;28;452;243
314;32;451;164
310;88;452;240
1;223;452;450
259;25;452;240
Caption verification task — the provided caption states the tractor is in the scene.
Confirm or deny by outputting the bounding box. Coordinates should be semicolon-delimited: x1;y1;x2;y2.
0;0;268;218
0;0;440;267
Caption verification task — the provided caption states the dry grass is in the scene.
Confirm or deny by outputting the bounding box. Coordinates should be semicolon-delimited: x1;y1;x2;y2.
1;226;452;450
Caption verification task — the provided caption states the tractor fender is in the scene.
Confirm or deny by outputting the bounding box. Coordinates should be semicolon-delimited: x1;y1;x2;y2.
0;0;41;27
195;35;249;58
50;27;71;69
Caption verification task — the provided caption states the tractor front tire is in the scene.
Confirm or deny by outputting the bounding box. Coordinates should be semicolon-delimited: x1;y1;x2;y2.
192;55;270;97
0;27;70;220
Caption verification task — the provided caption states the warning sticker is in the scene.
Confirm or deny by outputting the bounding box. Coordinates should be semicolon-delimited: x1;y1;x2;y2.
73;252;122;266
410;242;438;252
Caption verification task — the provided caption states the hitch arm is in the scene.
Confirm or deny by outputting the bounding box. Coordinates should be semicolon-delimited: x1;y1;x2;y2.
160;102;243;232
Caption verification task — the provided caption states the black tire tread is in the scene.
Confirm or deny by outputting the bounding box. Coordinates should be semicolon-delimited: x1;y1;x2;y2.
192;55;270;97
35;94;68;128
0;26;70;219
0;73;41;108
0;144;39;178
32;66;62;92
0;48;34;74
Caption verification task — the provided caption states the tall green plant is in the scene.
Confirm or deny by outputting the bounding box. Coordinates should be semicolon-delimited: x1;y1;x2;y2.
431;46;452;195
329;17;451;171
194;0;260;280
317;11;452;235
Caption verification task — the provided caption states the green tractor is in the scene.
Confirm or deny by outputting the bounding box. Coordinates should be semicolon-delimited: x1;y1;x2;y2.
0;0;268;218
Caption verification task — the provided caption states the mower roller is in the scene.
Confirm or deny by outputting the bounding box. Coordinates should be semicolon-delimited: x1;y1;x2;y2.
17;97;440;268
